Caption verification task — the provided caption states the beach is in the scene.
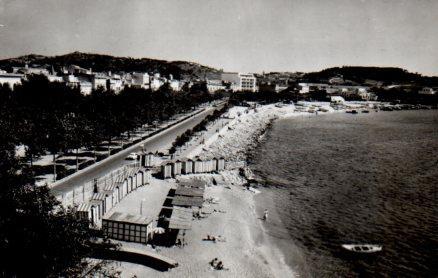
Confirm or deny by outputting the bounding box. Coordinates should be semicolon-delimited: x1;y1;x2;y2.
109;102;345;277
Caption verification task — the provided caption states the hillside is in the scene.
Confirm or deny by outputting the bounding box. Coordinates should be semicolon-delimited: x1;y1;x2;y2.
0;52;222;80
302;66;438;86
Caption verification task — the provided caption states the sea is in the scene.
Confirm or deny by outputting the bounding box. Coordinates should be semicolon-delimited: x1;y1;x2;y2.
249;110;438;278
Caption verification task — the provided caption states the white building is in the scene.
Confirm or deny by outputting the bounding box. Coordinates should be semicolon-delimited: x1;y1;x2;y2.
77;76;93;95
0;71;24;89
92;73;108;90
131;72;150;89
206;79;226;92
150;77;164;91
419;87;436;95
221;72;257;92
108;74;123;92
330;96;345;104
13;64;50;76
169;79;181;91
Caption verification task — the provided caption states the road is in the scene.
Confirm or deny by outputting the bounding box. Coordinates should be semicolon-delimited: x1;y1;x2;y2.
51;105;221;197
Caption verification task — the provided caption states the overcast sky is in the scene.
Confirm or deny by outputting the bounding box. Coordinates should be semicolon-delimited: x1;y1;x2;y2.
0;0;437;75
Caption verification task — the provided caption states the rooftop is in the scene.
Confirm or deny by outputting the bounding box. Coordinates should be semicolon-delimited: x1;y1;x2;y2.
168;206;192;230
105;211;153;225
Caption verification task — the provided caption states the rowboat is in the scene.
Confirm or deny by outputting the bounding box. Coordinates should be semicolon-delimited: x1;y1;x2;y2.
341;244;382;253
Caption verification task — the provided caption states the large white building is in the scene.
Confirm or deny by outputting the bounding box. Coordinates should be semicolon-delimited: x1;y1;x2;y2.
0;71;24;89
221;72;257;92
206;79;226;93
131;72;150;89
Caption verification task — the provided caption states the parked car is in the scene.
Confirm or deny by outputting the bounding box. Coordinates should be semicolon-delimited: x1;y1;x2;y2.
125;152;138;160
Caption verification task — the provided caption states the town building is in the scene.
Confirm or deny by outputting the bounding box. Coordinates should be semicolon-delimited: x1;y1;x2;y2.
0;71;24;88
206;79;226;93
419;87;436;95
131;72;150;89
221;72;257;92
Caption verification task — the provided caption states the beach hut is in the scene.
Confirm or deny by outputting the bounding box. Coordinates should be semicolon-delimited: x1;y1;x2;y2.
206;160;215;173
104;184;118;208
212;158;218;172
127;176;134;193
217;157;225;171
136;170;143;188
90;199;104;223
91;192;107;216
193;158;204;174
144;170;151;184
172;160;182;177
161;163;172;179
122;180;129;198
77;202;100;227
182;159;193;174
140;152;155;167
76;203;92;222
102;212;156;244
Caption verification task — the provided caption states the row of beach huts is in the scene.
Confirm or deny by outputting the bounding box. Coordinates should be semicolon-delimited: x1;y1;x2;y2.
76;168;151;228
161;157;225;179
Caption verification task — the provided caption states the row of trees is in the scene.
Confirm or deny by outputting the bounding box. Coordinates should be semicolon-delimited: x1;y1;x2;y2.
0;75;222;276
0;117;118;276
169;104;230;154
0;75;222;177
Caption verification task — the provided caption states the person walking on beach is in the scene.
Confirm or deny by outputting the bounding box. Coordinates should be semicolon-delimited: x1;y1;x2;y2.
262;209;268;221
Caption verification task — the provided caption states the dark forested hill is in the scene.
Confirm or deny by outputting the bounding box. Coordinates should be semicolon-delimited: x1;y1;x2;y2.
0;52;222;80
302;66;438;86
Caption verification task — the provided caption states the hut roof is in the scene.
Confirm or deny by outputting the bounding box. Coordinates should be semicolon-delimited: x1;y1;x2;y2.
172;196;204;207
91;192;106;201
104;212;153;225
178;179;206;189
168;206;192;230
175;187;204;198
90;199;103;206
77;203;92;212
104;184;117;191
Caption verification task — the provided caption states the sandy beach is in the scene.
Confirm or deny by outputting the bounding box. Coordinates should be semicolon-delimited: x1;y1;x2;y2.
108;102;352;277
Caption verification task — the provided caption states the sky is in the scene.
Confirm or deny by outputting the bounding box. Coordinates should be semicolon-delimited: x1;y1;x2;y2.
0;0;437;75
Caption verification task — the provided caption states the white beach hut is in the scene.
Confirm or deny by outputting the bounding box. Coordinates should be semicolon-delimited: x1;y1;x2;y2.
182;159;193;174
217;157;225;171
172;160;182;177
193;158;204;174
161;163;173;179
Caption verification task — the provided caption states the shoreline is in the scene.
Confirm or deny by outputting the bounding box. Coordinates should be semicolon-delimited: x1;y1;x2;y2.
110;102;356;277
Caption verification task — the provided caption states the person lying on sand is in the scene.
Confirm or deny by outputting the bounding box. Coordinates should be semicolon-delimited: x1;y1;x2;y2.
214;261;229;271
203;235;226;242
210;258;218;267
213;209;226;213
203;235;216;242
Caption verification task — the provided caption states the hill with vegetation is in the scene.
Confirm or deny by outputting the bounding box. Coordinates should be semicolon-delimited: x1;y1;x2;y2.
301;66;438;86
0;52;222;80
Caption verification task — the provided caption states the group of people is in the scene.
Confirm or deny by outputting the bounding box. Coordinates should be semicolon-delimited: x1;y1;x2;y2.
203;234;226;243
209;258;227;271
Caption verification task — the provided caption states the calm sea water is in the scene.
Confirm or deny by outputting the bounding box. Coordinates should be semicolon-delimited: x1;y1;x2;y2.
250;110;438;278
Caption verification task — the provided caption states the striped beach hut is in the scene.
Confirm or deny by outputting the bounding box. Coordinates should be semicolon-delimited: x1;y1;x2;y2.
104;183;118;208
91;192;108;216
77;202;99;227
